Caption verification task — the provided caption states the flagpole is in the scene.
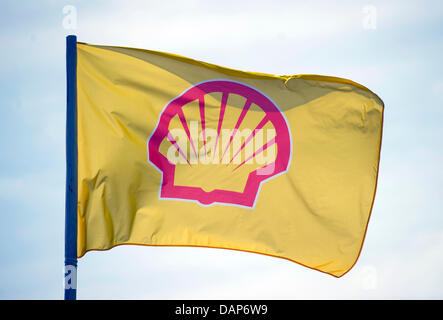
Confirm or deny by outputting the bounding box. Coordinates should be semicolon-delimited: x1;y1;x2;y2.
65;35;78;300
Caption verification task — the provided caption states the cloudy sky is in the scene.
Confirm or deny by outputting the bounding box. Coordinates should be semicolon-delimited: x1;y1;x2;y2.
0;0;442;299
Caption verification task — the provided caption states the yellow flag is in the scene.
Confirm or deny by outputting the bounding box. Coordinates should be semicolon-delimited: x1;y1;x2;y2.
76;42;383;277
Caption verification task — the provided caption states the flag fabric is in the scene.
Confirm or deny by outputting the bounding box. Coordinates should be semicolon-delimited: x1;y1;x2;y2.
75;42;383;277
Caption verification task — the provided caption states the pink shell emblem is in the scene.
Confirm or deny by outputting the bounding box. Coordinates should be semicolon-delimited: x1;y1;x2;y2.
148;80;291;208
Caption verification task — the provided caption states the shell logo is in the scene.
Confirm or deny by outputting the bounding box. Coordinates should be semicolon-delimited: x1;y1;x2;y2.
148;80;292;208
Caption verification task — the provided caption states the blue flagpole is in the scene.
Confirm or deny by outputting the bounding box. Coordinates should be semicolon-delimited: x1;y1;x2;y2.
65;35;78;300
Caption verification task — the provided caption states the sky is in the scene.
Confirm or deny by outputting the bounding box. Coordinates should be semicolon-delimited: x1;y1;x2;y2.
0;0;442;299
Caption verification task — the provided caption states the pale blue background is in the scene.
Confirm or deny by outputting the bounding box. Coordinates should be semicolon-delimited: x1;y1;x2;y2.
0;0;442;299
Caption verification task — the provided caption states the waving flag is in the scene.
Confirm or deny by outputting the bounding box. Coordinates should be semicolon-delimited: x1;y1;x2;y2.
67;37;383;288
